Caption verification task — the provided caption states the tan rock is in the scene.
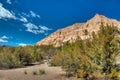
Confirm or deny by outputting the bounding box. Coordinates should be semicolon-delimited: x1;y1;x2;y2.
36;14;120;47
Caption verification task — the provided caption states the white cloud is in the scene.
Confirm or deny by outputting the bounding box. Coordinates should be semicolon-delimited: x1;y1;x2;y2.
24;23;38;30
0;39;8;42
22;11;40;18
21;11;40;20
6;0;12;4
30;11;40;18
40;26;51;31
0;3;29;22
0;3;16;19
1;35;9;39
0;35;11;43
18;43;27;46
24;23;39;34
24;23;51;34
22;12;30;17
19;16;28;23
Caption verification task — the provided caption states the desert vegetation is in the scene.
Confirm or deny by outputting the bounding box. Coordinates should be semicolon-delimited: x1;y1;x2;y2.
0;24;120;79
50;24;120;79
0;46;44;69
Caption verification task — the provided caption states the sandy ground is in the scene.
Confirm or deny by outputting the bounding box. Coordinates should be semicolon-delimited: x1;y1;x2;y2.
0;62;66;80
0;62;118;80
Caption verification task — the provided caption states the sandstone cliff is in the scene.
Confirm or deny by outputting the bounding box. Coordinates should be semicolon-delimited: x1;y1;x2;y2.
36;14;120;47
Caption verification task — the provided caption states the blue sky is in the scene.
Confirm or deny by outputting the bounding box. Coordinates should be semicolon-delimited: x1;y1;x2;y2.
0;0;120;46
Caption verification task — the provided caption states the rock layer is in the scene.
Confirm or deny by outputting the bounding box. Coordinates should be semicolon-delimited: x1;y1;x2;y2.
36;14;120;47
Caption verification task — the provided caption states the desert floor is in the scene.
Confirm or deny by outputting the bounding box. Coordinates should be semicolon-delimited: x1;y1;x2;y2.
0;61;68;80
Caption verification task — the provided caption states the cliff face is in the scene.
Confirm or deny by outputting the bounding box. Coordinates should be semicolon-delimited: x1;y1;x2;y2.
36;14;120;47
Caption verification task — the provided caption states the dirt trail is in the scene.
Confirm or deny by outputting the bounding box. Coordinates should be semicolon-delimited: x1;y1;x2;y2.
0;62;66;80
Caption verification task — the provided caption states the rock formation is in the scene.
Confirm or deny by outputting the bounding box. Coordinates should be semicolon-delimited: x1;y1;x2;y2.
36;14;120;47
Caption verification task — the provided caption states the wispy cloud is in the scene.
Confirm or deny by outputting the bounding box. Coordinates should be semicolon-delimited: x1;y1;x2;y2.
19;16;28;23
24;23;39;34
22;12;30;17
40;26;51;31
22;11;40;19
30;11;40;18
0;3;48;35
0;39;8;42
0;3;16;19
18;43;27;46
24;23;51;34
6;0;12;4
1;35;9;39
0;35;11;43
0;3;30;23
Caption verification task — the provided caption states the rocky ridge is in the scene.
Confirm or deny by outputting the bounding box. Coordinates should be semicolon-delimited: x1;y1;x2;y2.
36;14;120;47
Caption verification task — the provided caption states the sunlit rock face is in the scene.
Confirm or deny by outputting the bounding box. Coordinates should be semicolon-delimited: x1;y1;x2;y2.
36;14;120;47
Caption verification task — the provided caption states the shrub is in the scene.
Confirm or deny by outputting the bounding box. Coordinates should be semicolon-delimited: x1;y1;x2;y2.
0;52;21;69
39;69;46;75
24;70;27;75
50;24;120;79
106;68;119;79
32;71;37;75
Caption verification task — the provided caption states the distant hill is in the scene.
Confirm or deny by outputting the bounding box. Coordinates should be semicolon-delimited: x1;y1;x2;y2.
36;14;120;47
0;44;11;48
